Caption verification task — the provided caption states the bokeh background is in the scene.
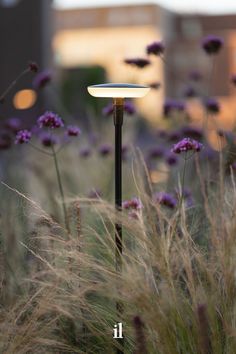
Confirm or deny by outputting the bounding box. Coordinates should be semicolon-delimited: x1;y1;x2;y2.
1;0;236;126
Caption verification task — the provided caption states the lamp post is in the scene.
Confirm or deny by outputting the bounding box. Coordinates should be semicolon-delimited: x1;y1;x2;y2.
87;83;150;353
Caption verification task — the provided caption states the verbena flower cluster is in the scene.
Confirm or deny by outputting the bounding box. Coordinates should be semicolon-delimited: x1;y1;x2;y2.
15;130;32;144
146;41;165;56
28;61;39;73
124;58;151;68
155;192;177;209
102;101;136;116
66;125;81;137
33;70;52;90
204;98;220;114
149;82;161;89
172;138;203;154
122;197;143;210
14;111;81;148
184;85;196;98
37;111;64;129
5;117;21;133
163;99;185;117
202;35;223;55
98;143;112;156
80;147;91;158
122;197;143;219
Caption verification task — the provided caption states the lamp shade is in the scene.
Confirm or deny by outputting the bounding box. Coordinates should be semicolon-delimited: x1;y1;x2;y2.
87;83;150;98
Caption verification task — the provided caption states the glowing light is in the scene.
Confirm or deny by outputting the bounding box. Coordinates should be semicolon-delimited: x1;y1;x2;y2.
88;83;150;98
13;89;37;110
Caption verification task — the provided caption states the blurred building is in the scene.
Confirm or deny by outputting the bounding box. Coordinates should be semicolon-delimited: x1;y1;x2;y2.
168;13;236;131
2;1;235;128
0;0;52;121
54;4;236;127
54;4;172;122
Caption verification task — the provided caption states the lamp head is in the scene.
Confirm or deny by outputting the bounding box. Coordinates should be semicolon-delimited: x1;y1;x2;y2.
87;83;150;98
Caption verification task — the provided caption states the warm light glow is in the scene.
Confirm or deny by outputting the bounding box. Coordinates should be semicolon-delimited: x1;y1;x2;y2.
150;165;169;184
88;83;150;98
53;25;164;121
13;89;37;110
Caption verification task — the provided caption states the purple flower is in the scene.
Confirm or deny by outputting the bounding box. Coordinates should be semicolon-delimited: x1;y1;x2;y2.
98;143;112;156
33;70;51;89
40;132;57;147
147;146;165;159
122;200;131;209
217;129;225;137
124;58;151;68
5;117;21;133
129;197;143;210
231;74;236;86
175;187;194;207
122;197;143;210
155;192;177;209
149;82;161;90
80;147;91;158
172;138;203;154
202;35;223;55
163;99;185;117
168;130;182;142
184;85;197;98
66;125;81;137
163;99;174;117
88;189;102;199
189;70;202;81
15;130;31;144
102;101;136;116
37;111;64;129
181;126;203;140
102;103;113;116
124;101;136;115
165;152;178;166
28;61;39;73
146;41;165;56
204;98;220;114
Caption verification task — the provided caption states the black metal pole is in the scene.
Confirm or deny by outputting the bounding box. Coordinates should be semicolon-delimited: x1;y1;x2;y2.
113;97;124;354
113;98;123;271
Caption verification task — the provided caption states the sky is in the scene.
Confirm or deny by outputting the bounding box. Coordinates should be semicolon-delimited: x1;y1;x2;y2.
55;0;236;14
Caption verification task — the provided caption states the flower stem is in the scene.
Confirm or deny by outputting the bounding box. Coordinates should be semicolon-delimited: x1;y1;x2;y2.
29;142;53;156
51;145;70;233
179;153;187;208
0;68;30;103
203;56;216;133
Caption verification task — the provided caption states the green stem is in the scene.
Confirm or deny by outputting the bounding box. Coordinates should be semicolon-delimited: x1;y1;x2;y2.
0;68;30;103
171;153;188;238
51;145;70;233
179;154;187;208
203;56;216;133
29;142;53;156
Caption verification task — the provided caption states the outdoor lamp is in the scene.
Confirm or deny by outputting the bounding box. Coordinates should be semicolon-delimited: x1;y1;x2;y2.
88;83;150;354
88;83;149;266
87;83;150;98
